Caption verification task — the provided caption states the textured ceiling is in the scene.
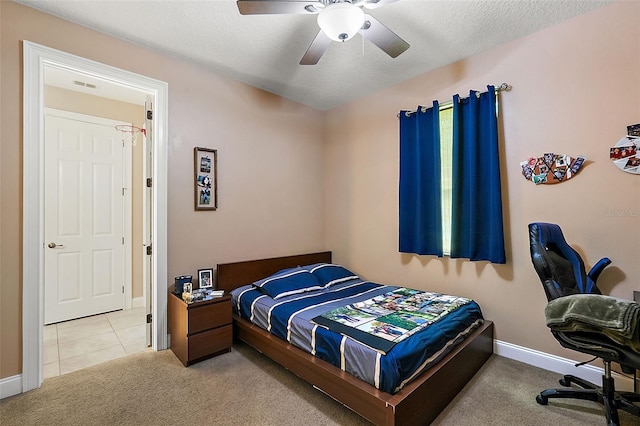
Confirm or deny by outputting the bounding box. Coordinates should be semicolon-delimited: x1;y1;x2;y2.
16;0;613;110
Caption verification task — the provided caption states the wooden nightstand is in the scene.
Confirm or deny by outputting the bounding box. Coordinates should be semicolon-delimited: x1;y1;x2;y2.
167;290;232;366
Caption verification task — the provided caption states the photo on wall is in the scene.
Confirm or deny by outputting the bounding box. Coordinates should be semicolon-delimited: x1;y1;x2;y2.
609;135;640;175
194;147;218;210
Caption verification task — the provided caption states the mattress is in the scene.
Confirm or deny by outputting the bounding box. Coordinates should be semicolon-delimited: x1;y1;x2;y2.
230;264;484;394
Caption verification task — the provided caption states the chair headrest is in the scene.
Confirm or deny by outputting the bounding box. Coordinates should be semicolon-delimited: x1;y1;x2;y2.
528;222;592;298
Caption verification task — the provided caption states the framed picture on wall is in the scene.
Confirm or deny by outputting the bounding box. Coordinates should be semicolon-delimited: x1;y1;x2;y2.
194;147;218;210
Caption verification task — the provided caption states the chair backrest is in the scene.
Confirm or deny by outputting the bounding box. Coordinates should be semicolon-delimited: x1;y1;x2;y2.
528;222;600;301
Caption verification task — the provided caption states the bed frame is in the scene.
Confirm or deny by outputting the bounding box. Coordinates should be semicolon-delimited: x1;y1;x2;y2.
216;251;494;426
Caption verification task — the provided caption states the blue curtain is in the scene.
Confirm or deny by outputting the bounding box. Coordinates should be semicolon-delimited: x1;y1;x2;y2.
399;101;442;256
450;86;506;263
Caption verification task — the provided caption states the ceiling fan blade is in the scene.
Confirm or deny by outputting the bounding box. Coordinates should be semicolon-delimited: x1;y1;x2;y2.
360;0;401;10
359;14;409;58
237;1;322;15
300;30;332;65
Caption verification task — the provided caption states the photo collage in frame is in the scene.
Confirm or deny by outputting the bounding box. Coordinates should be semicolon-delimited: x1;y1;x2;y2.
194;147;218;210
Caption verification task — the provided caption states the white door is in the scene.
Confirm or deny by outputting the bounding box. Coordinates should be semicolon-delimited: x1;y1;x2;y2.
44;109;127;324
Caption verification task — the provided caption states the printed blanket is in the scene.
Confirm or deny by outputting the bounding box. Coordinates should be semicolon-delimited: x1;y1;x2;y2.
312;287;472;354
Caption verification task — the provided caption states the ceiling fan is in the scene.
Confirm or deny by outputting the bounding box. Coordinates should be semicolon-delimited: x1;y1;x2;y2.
237;0;409;65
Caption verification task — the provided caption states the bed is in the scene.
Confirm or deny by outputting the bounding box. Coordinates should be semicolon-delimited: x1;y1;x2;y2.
216;251;494;426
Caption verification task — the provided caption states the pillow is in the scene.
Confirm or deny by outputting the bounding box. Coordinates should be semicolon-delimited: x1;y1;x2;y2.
305;263;359;287
253;267;323;299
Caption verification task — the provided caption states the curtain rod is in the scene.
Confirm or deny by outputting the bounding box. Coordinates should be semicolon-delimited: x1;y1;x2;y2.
398;83;512;117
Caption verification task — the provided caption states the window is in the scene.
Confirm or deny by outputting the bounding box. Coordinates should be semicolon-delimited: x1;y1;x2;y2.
439;105;453;255
399;86;505;263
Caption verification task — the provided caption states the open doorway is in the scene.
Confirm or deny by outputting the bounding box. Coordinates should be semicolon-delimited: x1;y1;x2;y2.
22;41;168;392
41;101;145;377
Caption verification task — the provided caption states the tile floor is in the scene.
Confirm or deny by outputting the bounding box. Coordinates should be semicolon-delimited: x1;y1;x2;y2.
43;306;150;379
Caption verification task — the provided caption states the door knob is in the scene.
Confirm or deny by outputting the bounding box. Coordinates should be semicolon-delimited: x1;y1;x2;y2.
48;242;64;248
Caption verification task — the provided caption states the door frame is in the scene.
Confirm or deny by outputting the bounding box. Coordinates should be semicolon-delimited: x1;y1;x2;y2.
22;41;169;392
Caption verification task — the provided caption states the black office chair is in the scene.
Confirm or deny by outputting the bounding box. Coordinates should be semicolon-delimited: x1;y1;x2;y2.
529;222;640;425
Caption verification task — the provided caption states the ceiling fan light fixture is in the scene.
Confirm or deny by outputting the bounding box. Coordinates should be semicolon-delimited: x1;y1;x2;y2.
317;2;365;42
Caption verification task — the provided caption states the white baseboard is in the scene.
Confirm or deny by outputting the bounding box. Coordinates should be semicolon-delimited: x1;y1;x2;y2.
494;339;636;392
132;297;145;309
0;374;22;399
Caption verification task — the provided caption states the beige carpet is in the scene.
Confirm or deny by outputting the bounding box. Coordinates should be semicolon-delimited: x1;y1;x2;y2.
1;341;639;425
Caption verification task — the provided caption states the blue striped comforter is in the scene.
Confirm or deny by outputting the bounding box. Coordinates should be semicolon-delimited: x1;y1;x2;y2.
231;278;483;394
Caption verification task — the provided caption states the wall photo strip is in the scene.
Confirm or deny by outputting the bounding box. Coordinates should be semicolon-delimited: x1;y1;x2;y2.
194;147;218;210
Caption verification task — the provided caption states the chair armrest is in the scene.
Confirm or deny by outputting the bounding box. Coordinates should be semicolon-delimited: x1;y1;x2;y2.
588;257;611;283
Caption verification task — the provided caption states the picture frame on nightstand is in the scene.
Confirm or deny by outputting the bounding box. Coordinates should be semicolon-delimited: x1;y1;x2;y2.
198;268;214;289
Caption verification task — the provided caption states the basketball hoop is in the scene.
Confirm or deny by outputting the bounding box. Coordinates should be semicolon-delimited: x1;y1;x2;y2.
115;124;145;146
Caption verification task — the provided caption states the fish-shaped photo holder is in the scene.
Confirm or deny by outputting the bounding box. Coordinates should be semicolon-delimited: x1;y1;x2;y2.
520;153;585;185
610;135;640;175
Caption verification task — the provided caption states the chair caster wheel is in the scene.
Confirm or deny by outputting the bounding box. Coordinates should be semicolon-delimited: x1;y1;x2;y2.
536;394;548;405
559;378;570;387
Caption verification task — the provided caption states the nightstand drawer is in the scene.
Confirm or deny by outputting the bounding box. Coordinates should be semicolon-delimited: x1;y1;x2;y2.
188;300;232;335
188;324;232;360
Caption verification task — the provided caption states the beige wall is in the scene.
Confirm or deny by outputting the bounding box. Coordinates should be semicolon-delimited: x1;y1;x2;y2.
2;0;639;383
325;1;640;361
44;85;146;299
1;2;326;379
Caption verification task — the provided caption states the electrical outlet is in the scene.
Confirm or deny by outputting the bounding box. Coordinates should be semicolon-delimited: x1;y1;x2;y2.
634;291;640;304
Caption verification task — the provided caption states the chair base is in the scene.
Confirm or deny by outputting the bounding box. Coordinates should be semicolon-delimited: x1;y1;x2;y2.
536;374;640;426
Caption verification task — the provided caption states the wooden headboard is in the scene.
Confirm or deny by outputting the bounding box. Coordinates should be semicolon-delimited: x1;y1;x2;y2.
215;251;332;294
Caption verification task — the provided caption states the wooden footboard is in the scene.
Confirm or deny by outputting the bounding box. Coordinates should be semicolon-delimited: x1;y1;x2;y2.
235;316;493;426
216;252;494;425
